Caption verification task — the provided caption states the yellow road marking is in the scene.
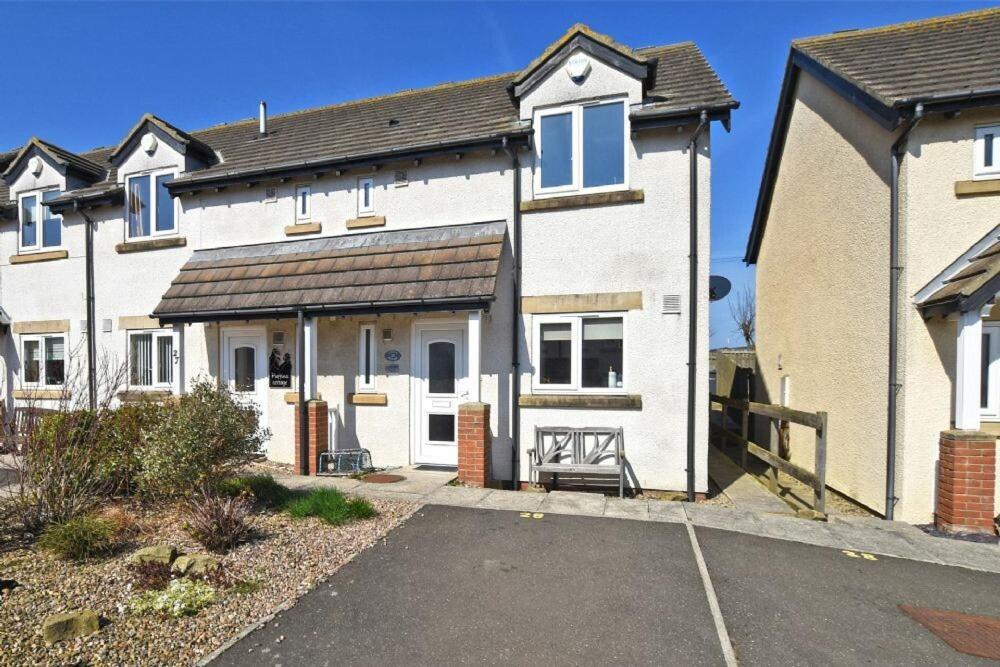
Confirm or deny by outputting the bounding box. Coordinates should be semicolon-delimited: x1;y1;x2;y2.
842;549;878;561
519;512;545;519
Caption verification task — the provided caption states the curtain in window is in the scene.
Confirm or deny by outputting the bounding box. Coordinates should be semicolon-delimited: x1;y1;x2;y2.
21;195;37;247
23;340;40;384
128;176;151;237
44;337;65;386
157;335;174;385
539;322;572;385
130;333;153;386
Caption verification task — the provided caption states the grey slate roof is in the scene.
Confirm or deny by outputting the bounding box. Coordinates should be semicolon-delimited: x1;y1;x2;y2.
2;27;734;207
917;229;1000;316
794;7;1000;108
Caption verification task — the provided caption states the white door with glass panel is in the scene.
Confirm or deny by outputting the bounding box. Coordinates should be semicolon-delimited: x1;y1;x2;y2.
222;329;269;438
415;328;466;465
982;323;1000;420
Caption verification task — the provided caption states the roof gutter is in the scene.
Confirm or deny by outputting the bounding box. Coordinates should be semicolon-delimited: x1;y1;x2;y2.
885;102;924;521
44;187;125;215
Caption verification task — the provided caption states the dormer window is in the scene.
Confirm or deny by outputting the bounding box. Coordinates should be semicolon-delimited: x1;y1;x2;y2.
535;99;627;196
18;189;62;251
295;185;311;220
126;170;176;239
974;124;1000;180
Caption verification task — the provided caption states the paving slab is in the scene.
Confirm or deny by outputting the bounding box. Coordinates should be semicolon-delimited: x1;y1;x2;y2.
474;489;545;512
424;485;494;508
684;503;764;532
603;497;650;521
539;490;608;516
351;489;425;504
647;500;687;523
707;444;794;514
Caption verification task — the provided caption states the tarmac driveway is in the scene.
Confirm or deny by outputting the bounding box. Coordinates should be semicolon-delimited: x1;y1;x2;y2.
211;505;1000;666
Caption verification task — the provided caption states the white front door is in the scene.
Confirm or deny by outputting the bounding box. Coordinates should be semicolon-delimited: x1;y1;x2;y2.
415;328;466;465
222;328;269;443
982;323;1000;421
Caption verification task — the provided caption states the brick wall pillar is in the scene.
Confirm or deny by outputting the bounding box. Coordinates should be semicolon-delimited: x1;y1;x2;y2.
936;430;996;534
294;400;329;475
458;402;491;487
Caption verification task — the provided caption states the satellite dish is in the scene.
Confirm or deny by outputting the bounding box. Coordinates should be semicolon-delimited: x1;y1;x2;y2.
709;275;732;302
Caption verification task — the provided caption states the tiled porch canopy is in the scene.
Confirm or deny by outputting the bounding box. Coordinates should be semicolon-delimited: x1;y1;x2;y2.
152;220;506;324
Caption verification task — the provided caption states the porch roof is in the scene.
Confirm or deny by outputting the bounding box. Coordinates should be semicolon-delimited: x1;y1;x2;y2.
152;220;506;324
916;227;1000;317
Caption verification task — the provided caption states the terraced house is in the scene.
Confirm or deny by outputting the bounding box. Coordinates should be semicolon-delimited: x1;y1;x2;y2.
0;25;735;495
747;9;1000;527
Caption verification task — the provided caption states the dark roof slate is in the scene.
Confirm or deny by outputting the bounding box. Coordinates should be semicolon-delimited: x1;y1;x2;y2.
918;232;1000;315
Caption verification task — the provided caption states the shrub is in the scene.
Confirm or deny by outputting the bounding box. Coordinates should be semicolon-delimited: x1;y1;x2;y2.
285;488;377;526
131;578;215;618
184;490;254;553
230;579;262;596
128;561;174;591
215;475;293;508
137;380;270;496
37;514;116;560
95;401;166;494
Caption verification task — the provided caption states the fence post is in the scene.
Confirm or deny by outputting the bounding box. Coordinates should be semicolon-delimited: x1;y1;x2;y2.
768;418;779;494
814;411;828;514
740;405;749;469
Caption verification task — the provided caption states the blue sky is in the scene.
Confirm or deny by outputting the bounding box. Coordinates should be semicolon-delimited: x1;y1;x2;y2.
2;1;991;346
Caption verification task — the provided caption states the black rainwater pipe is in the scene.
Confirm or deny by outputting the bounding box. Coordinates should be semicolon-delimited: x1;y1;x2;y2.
297;309;308;475
502;136;522;490
885;103;924;520
687;111;709;502
78;204;97;410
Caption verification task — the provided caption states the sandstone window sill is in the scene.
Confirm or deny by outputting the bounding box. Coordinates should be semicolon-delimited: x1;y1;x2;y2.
348;392;388;406
955;179;1000;197
518;394;642;409
12;389;69;400
346;216;386;230
115;237;187;254
117;390;172;403
9;250;69;265
284;392;324;404
285;222;322;236
520;189;644;213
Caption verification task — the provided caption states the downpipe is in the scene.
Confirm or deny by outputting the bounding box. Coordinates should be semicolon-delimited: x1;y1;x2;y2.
78;204;97;410
885;103;924;520
687;111;709;502
502;136;522;490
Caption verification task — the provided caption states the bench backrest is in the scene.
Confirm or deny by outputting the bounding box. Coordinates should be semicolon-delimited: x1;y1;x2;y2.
534;427;624;466
12;407;57;436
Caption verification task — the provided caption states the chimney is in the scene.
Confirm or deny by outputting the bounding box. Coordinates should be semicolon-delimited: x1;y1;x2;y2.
259;101;267;136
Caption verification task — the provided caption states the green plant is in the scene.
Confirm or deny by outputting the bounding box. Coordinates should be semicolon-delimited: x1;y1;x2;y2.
184;490;254;552
285;488;377;526
230;579;262;596
131;578;216;617
215;475;293;508
136;380;270;496
37;514;116;560
128;561;174;591
95;401;166;494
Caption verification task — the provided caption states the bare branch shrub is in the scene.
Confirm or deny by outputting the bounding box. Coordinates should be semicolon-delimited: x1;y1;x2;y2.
728;284;756;349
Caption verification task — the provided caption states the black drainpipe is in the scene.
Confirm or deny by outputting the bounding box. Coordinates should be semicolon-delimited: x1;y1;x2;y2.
77;203;97;410
885;103;924;520
502;136;522;490
297;309;308;475
687;111;709;502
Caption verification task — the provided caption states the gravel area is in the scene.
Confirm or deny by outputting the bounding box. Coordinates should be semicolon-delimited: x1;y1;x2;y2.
0;497;417;666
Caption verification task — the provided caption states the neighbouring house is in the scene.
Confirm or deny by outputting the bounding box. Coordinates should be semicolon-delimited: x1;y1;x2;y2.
0;24;736;495
745;8;1000;528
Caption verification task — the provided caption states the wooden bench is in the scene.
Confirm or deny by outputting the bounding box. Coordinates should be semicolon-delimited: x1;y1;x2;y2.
528;426;626;497
1;406;57;453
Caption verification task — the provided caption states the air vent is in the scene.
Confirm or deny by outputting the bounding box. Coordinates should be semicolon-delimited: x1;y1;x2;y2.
393;170;408;187
662;295;682;315
264;186;278;203
101;319;113;333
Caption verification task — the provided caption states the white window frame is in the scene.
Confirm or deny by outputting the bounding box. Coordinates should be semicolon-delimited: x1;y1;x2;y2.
17;188;62;252
982;322;1000;421
125;168;178;240
357;177;374;216
531;312;627;394
127;328;174;389
357;324;377;392
295;184;311;221
20;333;66;389
974;124;1000;180
533;97;629;198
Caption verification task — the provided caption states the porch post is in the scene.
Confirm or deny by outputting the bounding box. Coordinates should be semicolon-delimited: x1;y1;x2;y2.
955;308;986;430
172;323;186;396
468;309;482;402
304;315;318;399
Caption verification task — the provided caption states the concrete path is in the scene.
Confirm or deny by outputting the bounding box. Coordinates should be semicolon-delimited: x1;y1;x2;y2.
209;506;1000;666
707;444;794;514
268;470;1000;575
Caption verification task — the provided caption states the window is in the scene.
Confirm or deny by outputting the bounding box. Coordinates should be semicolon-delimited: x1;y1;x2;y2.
128;329;173;388
295;185;311;220
357;177;374;216
126;170;176;238
18;190;62;251
982;324;1000;420
535;99;627;196
21;334;65;387
358;324;376;391
975;125;1000;180
532;313;625;392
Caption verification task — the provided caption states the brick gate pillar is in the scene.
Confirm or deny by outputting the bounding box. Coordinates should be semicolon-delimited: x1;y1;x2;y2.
294;400;329;475
458;402;491;487
936;430;996;534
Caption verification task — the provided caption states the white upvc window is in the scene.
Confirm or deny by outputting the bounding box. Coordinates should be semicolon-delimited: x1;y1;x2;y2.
357;177;374;216
295;185;311;220
125;169;177;239
357;324;377;392
531;312;626;393
533;97;628;197
128;329;174;388
21;334;65;388
18;189;62;251
974;124;1000;180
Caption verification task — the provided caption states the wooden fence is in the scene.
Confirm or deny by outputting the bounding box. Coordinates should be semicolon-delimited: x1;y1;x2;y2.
709;393;828;514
